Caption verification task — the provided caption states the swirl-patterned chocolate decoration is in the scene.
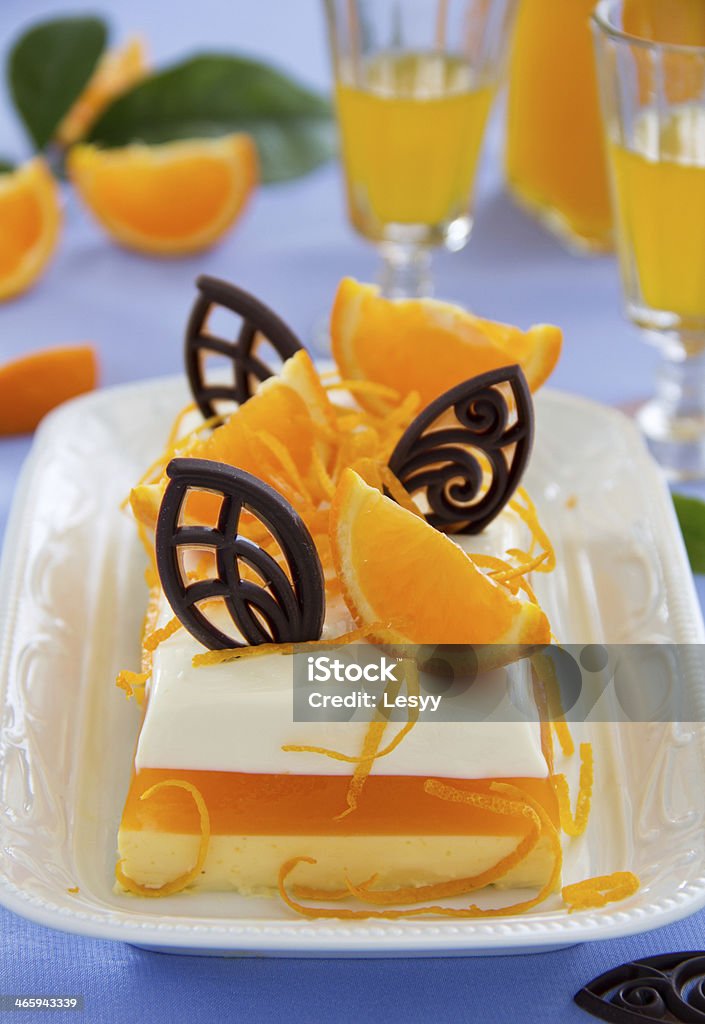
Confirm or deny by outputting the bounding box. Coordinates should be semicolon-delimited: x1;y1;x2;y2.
155;458;325;650
575;952;705;1022
387;365;533;535
185;275;303;419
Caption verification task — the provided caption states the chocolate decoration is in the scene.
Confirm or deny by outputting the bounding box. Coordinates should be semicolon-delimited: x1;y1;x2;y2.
575;953;705;1023
155;458;325;650
387;365;533;534
185;275;304;419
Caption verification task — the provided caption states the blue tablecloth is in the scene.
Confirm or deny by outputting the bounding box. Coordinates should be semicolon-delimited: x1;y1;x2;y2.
2;1;705;1020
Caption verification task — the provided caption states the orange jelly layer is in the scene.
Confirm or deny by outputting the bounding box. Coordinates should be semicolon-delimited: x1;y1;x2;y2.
121;770;559;837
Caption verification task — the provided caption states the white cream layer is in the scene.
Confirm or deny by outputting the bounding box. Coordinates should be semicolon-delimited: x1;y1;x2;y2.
134;508;548;779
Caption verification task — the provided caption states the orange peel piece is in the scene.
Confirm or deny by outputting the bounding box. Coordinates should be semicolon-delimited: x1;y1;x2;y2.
116;669;148;704
562;872;640;912
552;742;594;837
277;783;563;920
343;780;542;905
116;780;210;897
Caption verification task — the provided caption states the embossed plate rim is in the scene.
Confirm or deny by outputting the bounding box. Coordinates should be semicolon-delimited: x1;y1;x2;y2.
0;375;704;955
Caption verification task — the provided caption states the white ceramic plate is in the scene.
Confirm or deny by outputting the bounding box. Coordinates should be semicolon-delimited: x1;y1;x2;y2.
1;377;704;956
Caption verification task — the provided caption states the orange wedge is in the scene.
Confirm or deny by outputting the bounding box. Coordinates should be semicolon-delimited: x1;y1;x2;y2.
0;346;98;435
331;278;562;414
0;158;61;302
56;37;147;147
131;351;332;528
330;469;551;646
68;134;258;256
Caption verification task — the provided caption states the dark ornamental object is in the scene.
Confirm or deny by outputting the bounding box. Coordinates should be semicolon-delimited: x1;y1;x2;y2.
575;952;705;1023
185;274;303;418
387;364;533;535
155;458;325;650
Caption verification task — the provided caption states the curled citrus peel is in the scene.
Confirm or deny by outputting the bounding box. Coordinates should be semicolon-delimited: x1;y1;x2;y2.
116;780;210;896
277;781;563;920
342;781;542;905
562;872;640;912
191;623;389;668
143;616;182;652
337;661;420;819
116;669;148;705
552;719;576;758
552;742;594;837
281;659;419;800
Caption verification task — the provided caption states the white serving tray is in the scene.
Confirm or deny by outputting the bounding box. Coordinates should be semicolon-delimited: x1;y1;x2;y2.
1;376;704;956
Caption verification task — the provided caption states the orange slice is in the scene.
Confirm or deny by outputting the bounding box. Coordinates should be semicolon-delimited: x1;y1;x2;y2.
330;468;550;645
56;37;147;147
131;351;329;528
0;346;98;435
331;278;562;414
68;134;258;255
0;158;61;302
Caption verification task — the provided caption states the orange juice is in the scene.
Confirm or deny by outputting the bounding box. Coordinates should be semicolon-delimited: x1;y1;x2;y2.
623;0;705;45
610;107;705;322
335;52;494;240
506;0;612;252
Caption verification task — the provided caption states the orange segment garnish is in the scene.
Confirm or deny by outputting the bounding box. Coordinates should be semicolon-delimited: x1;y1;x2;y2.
68;134;258;255
130;351;331;530
331;277;562;413
329;468;551;645
0;158;61;301
56;37;147;146
0;345;98;435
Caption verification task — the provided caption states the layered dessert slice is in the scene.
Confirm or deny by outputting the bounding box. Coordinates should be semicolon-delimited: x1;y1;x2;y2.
117;465;558;899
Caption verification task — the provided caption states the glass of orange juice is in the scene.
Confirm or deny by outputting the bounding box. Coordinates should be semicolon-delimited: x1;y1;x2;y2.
593;0;705;478
323;0;518;297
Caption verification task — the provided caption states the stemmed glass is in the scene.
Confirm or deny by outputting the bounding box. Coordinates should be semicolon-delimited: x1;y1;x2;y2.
592;0;705;478
323;0;519;298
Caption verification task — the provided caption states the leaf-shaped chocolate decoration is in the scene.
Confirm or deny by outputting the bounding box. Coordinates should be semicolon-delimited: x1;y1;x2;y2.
155;458;325;650
575;952;705;1022
387;365;533;535
185;275;303;419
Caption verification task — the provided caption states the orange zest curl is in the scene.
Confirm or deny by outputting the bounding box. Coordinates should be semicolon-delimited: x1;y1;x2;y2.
336;662;417;818
343;780;542;905
552;742;594;837
552;718;576;758
508;487;556;572
143;616;182;652
276;782;563;920
562;872;640;912
116;780;210;897
192;623;389;668
281;660;420;819
115;669;149;705
294;874;377;902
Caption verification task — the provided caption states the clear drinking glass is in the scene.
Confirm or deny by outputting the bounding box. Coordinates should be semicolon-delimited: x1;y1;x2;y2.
323;0;519;298
592;0;705;479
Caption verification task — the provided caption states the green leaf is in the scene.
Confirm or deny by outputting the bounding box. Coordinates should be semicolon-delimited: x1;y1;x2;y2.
673;493;705;574
8;16;108;151
88;54;336;183
0;159;15;174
